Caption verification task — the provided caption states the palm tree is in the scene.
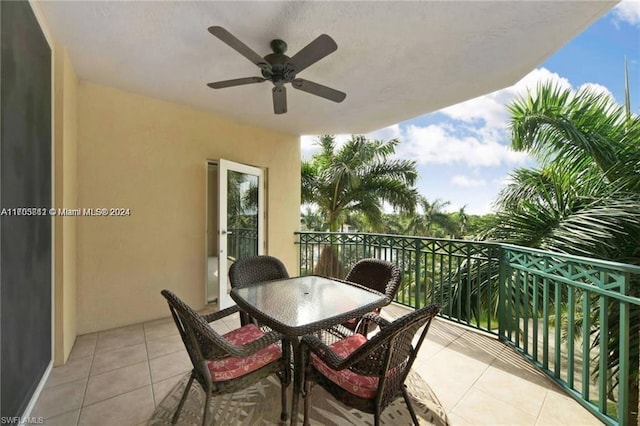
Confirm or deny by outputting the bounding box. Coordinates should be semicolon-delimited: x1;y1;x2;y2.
301;207;327;231
406;197;457;237
454;205;469;238
302;135;418;232
485;80;640;423
302;134;418;278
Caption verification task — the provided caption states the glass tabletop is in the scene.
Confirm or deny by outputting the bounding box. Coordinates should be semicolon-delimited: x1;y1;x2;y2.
230;275;387;336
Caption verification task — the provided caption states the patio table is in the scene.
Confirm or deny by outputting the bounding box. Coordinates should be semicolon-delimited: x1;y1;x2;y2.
230;275;388;425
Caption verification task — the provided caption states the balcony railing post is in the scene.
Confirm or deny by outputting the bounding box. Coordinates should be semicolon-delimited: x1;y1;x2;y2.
363;233;369;258
618;272;631;425
621;270;639;426
498;245;508;341
414;238;423;309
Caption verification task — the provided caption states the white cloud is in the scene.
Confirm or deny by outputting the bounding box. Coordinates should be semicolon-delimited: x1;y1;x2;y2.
303;69;577;166
397;124;529;167
495;175;515;188
577;82;616;100
613;0;640;26
439;68;571;130
366;124;402;141
394;67;599;168
451;175;487;188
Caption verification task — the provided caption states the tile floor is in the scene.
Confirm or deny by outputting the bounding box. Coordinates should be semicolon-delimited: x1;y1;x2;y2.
32;303;603;425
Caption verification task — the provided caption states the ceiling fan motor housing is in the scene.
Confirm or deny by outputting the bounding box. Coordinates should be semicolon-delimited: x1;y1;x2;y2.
263;40;296;85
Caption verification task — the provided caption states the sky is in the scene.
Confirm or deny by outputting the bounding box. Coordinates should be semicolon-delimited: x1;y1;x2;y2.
300;0;640;216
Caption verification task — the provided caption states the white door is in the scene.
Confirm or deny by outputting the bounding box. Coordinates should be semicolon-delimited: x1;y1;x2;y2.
218;159;265;308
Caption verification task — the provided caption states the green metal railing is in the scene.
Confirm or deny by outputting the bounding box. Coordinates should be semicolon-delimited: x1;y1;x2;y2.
227;227;258;260
296;231;640;425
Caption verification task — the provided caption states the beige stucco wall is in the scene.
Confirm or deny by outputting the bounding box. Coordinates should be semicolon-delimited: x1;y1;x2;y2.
76;81;300;334
53;46;78;365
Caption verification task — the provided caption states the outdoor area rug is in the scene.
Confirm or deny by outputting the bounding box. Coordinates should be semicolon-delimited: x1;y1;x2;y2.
149;371;448;425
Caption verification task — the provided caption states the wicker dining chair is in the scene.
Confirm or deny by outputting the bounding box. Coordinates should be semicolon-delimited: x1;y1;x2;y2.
301;304;441;426
161;290;291;425
341;258;402;334
228;255;289;327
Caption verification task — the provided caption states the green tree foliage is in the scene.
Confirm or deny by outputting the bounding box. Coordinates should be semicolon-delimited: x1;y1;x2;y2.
405;197;457;238
484;80;640;422
301;135;419;232
488;82;640;259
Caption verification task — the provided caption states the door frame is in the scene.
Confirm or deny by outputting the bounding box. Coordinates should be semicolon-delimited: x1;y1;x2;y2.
205;159;265;308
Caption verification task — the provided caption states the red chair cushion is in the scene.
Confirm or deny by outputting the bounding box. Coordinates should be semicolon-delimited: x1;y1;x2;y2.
207;324;281;381
343;308;381;331
311;333;379;398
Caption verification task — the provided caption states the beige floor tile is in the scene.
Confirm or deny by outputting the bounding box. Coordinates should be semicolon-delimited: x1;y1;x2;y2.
146;333;184;359
144;318;179;341
78;386;155;426
220;316;242;331
414;347;490;411
446;412;477;425
84;361;151;405
45;356;92;388
489;347;552;388
95;326;145;352
43;409;80;426
149;350;191;383
445;330;506;364
420;339;448;359
474;364;549;417
210;319;233;335
383;303;414;318
30;313;603;426
451;387;538;425
32;379;86;419
91;343;147;376
68;333;98;361
536;389;602;425
152;373;188;406
430;319;467;340
143;316;173;328
99;323;144;337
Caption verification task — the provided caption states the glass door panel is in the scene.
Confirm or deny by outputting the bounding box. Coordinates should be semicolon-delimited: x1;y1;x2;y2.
217;159;264;308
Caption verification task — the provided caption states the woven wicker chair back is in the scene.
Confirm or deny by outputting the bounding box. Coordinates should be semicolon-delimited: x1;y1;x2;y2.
229;255;289;288
348;304;441;407
345;258;402;300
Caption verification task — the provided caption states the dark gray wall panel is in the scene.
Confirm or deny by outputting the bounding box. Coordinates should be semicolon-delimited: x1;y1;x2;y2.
0;0;52;417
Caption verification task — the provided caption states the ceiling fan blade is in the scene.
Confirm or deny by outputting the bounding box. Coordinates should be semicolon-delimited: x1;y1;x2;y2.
208;26;270;71
292;79;346;103
286;34;337;74
207;77;265;89
272;86;287;114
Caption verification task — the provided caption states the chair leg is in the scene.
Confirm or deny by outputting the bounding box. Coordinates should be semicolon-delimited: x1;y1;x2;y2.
302;378;311;426
374;413;381;426
202;390;212;426
280;380;289;422
402;385;420;425
172;374;194;424
279;344;290;422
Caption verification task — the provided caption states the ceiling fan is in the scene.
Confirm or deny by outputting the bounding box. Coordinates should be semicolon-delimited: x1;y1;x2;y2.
207;26;346;114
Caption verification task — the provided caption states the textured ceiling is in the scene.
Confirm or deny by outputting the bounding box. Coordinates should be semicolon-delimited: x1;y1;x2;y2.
38;1;615;135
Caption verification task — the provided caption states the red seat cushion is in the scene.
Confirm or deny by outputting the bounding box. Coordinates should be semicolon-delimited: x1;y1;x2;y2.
311;333;379;398
207;324;281;381
343;308;381;331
